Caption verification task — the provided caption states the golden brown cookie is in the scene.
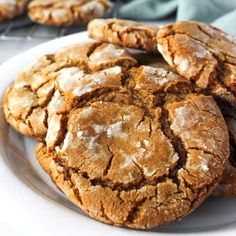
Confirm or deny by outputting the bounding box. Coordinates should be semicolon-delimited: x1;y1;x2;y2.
156;21;236;106
0;0;29;21
36;65;229;228
88;18;159;52
28;0;112;26
3;42;137;140
156;21;236;197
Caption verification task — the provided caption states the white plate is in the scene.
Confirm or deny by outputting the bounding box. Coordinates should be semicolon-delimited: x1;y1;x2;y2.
0;32;236;236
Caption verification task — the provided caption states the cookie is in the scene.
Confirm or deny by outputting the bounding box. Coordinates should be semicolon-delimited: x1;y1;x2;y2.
59;53;234;200
156;21;236;197
88;18;159;52
3;42;137;140
36;65;229;228
0;0;28;21
156;21;236;106
28;0;112;26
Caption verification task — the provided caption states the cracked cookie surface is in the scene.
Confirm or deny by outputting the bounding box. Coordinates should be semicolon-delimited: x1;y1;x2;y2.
157;21;236;106
0;0;28;21
3;42;137;140
88;18;159;52
36;65;229;228
28;0;112;26
156;21;236;197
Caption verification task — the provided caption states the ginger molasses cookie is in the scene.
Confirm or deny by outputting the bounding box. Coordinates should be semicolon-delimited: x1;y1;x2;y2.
157;21;236;106
3;42;137;140
0;0;28;21
156;21;236;197
88;18;159;52
36;65;229;228
28;0;112;26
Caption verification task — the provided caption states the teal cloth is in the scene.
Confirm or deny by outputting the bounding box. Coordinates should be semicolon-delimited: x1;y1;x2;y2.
119;0;236;36
119;0;177;20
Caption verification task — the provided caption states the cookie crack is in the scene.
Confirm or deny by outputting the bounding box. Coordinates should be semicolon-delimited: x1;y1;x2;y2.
86;42;102;59
187;147;222;163
148;118;152;138
161;32;236;99
70;87;123;109
187;147;214;156
192;61;208;83
68;166;171;192
166;37;175;67
180;170;205;199
109;22;123;42
65;169;95;215
192;99;222;118
197;24;236;61
180;176;196;197
215;61;236;97
56;114;69;148
103;145;115;176
159;107;188;186
129;90;155;117
34;82;56;106
21;104;40;125
43;109;49;132
131;157;146;181
73;188;83;205
100;200;115;224
125;198;147;224
24;87;56;132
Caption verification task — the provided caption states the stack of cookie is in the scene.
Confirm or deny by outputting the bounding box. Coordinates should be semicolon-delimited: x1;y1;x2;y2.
0;0;112;25
3;18;236;229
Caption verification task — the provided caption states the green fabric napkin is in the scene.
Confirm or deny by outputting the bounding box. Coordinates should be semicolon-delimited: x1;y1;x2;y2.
119;0;177;20
119;0;236;36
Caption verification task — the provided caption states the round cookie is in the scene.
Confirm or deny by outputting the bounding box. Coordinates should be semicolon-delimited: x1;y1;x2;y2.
156;21;236;106
0;0;29;21
36;65;229;228
3;42;137;140
28;0;112;26
88;18;159;52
